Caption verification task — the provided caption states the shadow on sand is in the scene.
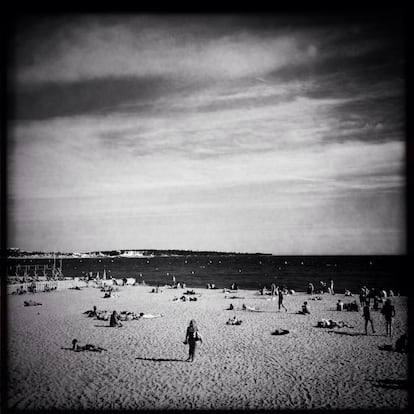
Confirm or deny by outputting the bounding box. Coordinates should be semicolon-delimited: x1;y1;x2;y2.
326;331;367;336
135;357;186;362
371;379;408;390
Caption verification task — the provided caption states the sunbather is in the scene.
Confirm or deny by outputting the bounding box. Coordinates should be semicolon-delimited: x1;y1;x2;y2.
226;316;242;325
317;319;354;328
242;304;262;312
138;312;164;319
271;329;289;335
71;339;107;353
24;300;42;306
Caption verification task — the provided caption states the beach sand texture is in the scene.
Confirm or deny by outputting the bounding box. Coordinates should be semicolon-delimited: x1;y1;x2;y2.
7;286;408;410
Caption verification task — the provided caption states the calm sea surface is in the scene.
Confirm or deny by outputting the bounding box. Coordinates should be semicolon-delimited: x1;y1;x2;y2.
7;255;408;294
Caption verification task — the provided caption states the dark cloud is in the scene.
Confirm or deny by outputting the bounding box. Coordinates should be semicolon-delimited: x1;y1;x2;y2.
10;75;175;120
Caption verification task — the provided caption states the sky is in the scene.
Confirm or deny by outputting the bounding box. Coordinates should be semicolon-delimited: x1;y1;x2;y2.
7;13;406;254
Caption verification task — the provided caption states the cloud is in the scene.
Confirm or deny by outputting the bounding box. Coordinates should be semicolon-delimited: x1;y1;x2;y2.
8;14;406;253
15;16;310;85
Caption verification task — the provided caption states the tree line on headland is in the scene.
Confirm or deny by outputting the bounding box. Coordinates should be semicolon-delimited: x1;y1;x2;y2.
7;247;271;259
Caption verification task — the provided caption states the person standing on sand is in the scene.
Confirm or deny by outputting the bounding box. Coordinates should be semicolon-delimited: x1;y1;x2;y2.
381;299;396;336
183;319;203;362
362;303;375;335
329;278;334;295
278;290;287;312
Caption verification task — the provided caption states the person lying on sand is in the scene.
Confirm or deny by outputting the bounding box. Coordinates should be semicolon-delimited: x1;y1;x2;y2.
317;319;354;328
271;329;289;335
95;311;110;321
225;295;245;299
138;312;164;319
109;311;123;327
242;304;262;312
118;311;140;321
226;316;242;325
71;339;107;353
24;300;42;306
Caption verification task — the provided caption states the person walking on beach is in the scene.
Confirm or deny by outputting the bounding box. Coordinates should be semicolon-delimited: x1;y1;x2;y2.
278;290;287;312
381;299;396;336
362;303;375;335
184;320;202;362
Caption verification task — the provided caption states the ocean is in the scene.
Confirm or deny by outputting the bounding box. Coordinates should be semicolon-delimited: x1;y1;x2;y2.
7;255;408;294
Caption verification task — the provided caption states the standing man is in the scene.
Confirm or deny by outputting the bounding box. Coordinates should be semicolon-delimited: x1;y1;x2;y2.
362;303;375;335
278;290;287;312
381;299;396;336
329;278;334;295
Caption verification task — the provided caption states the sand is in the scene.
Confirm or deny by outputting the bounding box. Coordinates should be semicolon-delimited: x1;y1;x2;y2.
6;285;408;410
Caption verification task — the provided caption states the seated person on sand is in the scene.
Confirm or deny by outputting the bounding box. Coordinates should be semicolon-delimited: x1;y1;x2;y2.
395;333;408;353
378;333;408;353
337;300;344;311
109;311;123;327
226;303;234;310
344;289;353;297
18;286;27;295
83;305;98;317
350;301;360;312
71;339;107;353
298;302;310;315
226;316;242;325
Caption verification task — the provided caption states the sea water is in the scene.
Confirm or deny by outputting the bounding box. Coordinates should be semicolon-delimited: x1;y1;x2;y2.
8;255;407;294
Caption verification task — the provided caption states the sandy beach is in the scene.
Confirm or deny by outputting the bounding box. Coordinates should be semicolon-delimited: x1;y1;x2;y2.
7;285;408;410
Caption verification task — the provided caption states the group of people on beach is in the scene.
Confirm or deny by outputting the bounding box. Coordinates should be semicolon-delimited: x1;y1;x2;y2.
72;278;405;362
361;298;396;336
307;278;335;295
